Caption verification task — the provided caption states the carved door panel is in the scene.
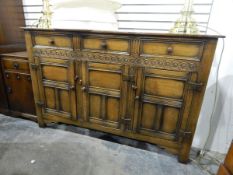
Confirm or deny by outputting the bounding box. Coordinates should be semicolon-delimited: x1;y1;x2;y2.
35;57;77;119
80;62;130;130
132;68;198;141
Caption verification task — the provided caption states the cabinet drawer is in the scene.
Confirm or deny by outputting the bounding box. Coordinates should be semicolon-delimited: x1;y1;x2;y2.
140;39;205;61
33;33;73;49
82;35;130;54
2;58;29;73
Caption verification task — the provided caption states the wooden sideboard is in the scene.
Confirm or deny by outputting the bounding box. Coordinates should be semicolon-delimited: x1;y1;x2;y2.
24;28;222;163
0;51;36;120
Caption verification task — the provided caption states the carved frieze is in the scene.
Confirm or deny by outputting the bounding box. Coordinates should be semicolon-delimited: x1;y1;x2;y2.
33;48;198;72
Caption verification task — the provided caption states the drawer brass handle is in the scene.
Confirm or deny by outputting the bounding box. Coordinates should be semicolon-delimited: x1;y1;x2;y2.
49;39;55;45
13;62;19;69
100;40;108;50
167;46;173;55
27;76;31;81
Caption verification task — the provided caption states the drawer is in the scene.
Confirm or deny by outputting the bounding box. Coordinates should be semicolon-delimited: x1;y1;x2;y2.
140;39;205;61
81;35;130;54
2;58;30;73
33;33;73;49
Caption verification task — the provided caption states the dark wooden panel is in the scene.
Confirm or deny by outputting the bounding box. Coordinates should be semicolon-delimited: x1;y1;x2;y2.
0;0;25;45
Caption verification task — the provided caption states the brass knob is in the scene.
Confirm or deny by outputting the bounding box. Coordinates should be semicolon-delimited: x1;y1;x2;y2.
13;62;19;69
79;79;82;85
49;39;55;45
27;76;31;81
167;46;173;55
132;85;137;90
100;40;107;50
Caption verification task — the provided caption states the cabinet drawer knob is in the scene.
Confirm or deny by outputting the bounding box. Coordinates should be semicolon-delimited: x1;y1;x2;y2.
167;46;173;55
13;62;19;69
49;39;55;45
100;40;108;50
27;76;31;81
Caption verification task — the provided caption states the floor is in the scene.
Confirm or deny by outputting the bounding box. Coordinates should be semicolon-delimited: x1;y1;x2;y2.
0;114;224;175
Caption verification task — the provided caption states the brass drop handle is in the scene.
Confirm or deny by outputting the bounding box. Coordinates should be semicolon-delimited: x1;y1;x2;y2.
13;62;19;69
132;85;137;90
167;46;173;55
49;39;55;45
100;40;107;50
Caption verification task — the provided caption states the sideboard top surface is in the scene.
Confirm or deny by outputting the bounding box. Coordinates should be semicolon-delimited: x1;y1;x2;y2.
23;27;224;39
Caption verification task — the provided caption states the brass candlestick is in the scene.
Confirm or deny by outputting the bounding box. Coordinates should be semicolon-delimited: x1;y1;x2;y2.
170;0;199;34
36;0;52;28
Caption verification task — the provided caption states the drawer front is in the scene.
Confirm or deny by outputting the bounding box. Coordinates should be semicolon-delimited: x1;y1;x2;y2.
82;35;130;54
2;58;29;73
33;33;73;49
140;39;205;61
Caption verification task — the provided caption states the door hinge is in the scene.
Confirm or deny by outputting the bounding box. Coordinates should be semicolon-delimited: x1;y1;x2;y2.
30;63;39;70
179;131;192;139
120;118;131;124
36;101;44;107
188;81;203;92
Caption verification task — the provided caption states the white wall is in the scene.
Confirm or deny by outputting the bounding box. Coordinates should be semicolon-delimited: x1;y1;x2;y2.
192;0;233;154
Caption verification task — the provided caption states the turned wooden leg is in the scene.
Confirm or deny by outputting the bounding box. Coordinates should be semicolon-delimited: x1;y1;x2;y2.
178;136;193;164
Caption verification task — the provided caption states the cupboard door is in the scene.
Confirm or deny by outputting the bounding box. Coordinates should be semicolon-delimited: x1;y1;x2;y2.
36;57;77;119
133;68;196;141
81;62;129;130
3;72;35;114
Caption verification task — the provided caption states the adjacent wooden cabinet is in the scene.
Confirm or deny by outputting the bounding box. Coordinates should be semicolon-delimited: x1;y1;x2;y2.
0;52;36;120
24;28;222;163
